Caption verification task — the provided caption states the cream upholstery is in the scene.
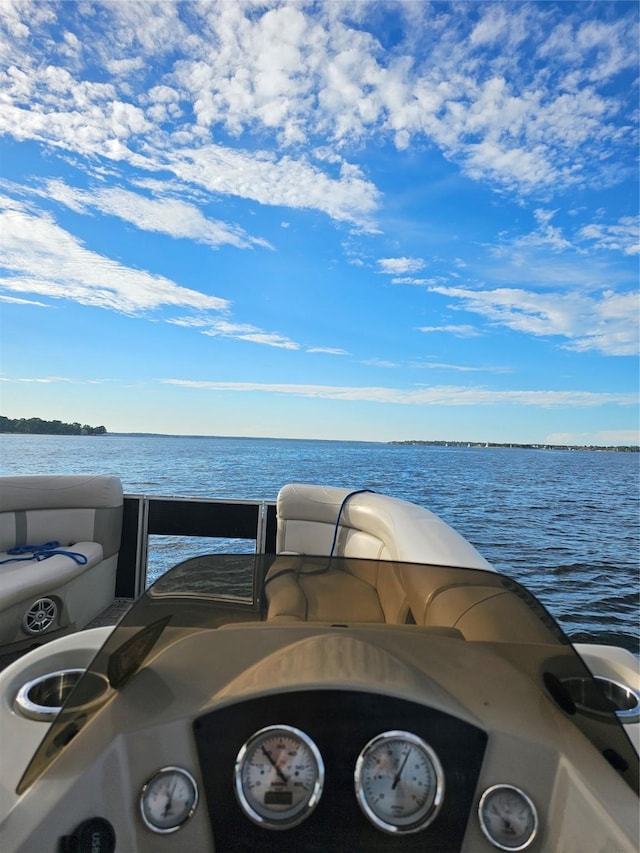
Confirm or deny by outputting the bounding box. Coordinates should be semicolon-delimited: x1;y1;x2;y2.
425;584;555;643
399;564;554;642
265;484;492;625
265;555;385;623
0;475;123;652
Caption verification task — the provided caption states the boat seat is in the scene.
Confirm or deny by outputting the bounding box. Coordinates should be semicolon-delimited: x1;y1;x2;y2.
0;475;123;653
265;555;385;624
399;563;556;643
265;484;491;625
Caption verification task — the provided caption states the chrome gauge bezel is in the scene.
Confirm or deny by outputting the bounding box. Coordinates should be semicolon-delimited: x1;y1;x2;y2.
234;724;324;829
478;784;538;851
354;730;445;834
139;766;198;834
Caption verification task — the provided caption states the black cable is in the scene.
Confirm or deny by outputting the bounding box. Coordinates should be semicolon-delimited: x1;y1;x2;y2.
263;488;375;590
328;489;374;557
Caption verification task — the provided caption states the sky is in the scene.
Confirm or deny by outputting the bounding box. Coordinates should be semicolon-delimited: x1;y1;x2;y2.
0;1;638;445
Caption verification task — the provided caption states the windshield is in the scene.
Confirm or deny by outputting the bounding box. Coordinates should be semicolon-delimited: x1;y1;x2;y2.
17;554;639;796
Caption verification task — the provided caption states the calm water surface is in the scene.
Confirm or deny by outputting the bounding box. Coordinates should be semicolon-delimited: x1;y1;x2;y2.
1;434;638;651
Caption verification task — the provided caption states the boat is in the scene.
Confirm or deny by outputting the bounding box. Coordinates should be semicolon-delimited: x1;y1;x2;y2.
0;476;638;852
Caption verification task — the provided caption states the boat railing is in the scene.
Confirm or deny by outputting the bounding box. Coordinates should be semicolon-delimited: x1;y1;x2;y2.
116;494;277;599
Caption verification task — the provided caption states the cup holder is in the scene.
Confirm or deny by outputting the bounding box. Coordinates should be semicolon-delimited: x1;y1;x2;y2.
14;668;109;722
562;675;640;723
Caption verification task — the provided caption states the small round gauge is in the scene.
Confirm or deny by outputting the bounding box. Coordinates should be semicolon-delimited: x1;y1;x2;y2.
478;784;538;851
354;730;444;834
140;766;198;833
234;725;324;829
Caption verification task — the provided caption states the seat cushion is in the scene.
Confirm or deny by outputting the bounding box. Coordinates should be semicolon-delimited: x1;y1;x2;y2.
265;559;385;623
0;542;103;610
299;570;385;622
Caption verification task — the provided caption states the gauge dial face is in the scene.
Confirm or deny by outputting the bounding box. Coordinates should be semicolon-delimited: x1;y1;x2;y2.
354;730;444;834
478;785;538;851
140;767;198;833
234;725;324;829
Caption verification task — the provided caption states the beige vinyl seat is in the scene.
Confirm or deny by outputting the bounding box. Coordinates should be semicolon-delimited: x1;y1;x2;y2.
398;563;557;643
0;475;123;653
264;483;491;625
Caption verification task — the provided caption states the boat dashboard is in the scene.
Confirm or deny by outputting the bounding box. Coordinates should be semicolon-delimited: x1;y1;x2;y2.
1;557;638;852
194;685;486;852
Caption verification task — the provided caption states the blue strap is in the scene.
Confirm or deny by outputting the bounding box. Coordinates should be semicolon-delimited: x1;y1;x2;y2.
0;541;88;566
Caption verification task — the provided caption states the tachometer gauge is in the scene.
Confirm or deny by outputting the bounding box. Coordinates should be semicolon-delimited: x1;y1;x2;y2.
234;725;324;829
140;767;198;833
478;784;538;851
354;730;444;834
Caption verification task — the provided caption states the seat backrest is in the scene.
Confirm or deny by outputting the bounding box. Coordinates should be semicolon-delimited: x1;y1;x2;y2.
424;583;558;643
275;484;492;626
0;475;123;559
276;483;491;568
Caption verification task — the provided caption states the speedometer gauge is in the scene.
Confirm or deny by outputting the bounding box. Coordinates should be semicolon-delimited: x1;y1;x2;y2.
234;725;324;829
354;730;444;834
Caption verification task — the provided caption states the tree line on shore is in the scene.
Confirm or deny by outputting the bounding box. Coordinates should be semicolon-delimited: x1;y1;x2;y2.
389;439;638;452
0;416;107;435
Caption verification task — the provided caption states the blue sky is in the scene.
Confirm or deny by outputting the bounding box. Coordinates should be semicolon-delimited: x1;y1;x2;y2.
0;1;638;444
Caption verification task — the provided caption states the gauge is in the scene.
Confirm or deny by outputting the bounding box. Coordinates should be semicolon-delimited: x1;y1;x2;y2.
354;730;444;834
140;766;198;833
478;784;538;851
234;725;324;829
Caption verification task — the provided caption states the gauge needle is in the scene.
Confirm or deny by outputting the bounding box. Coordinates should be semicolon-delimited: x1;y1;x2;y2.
391;748;411;790
163;778;177;818
261;745;288;783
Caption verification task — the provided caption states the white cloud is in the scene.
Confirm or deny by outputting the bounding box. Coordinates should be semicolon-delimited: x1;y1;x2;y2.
105;57;145;77
578;217;639;256
511;209;573;253
540;16;637;84
378;257;425;275
0;4;381;227
391;276;441;286
0;199;307;345
362;358;400;368
470;5;510;47
0;0;55;51
157;145;380;227
41;179;272;250
225;332;299;350
307;347;349;355
412;362;511;374
167;316;300;350
418;324;481;338
0;375;74;384
161;379;638;408
0;205;229;314
98;0;190;58
1;1;635;203
0;293;51;307
430;284;639;356
496;210;638;261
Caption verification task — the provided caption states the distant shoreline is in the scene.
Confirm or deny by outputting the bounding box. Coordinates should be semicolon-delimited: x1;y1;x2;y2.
389;440;639;452
1;429;637;451
0;416;106;436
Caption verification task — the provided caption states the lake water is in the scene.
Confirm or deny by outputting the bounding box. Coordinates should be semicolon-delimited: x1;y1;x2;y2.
1;433;638;652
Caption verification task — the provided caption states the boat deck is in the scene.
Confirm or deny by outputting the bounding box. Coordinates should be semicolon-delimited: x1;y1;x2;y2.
86;597;133;628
